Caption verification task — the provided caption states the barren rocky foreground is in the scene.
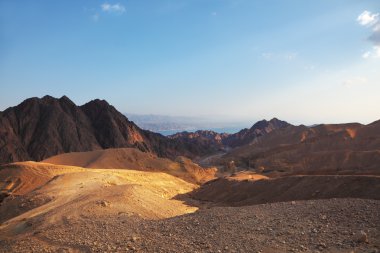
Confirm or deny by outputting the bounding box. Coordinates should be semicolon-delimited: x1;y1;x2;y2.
0;199;379;253
0;152;379;253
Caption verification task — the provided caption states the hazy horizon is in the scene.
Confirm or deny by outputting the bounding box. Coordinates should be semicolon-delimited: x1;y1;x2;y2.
1;1;380;125
1;94;379;127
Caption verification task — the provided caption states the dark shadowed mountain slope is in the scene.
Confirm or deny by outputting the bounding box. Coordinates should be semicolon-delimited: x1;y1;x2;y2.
0;96;207;164
0;96;101;163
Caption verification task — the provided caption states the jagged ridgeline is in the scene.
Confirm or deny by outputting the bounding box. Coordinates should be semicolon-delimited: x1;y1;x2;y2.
0;96;292;164
0;96;201;163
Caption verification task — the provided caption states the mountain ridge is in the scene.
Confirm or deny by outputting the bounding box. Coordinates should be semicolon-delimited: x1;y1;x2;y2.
0;96;193;163
0;96;296;164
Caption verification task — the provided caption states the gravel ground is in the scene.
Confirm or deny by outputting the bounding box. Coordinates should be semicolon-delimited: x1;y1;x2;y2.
0;198;379;253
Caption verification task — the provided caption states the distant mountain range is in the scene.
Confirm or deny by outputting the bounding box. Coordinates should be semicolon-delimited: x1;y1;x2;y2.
168;118;291;153
1;95;379;177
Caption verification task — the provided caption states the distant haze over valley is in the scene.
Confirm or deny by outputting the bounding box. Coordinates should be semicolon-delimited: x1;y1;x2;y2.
126;113;251;135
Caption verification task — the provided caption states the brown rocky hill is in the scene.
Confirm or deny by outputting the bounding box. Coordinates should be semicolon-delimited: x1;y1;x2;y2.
0;96;205;164
169;130;229;154
223;118;291;147
218;120;380;176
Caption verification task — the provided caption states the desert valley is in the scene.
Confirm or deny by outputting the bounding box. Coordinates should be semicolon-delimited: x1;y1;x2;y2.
0;96;379;253
2;2;380;252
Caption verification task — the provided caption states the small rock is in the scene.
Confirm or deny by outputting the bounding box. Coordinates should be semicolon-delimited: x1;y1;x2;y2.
317;243;326;251
97;200;110;207
356;230;368;243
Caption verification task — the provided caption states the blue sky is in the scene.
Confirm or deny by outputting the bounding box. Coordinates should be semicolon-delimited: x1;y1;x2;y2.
1;0;379;125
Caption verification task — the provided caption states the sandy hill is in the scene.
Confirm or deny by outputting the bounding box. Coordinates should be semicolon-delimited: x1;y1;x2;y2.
216;120;380;176
0;161;199;226
43;148;217;184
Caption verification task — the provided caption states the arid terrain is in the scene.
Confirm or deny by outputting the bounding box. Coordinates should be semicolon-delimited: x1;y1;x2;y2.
1;152;379;252
0;97;379;253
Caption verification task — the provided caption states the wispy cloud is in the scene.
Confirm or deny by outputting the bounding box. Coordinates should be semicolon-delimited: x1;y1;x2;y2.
261;52;298;61
342;76;368;88
101;3;126;14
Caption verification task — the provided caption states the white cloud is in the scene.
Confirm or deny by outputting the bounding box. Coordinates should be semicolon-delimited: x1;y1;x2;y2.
362;46;380;59
362;51;371;59
342;76;368;88
101;3;126;14
357;10;379;26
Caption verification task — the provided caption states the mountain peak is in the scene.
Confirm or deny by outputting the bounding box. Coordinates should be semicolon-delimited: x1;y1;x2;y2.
58;95;76;106
268;117;291;127
250;118;290;130
83;99;111;108
250;119;269;130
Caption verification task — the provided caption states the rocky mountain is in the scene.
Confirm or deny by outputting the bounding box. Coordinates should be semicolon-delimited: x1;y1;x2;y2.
223;118;291;147
0;96;203;164
169;130;229;154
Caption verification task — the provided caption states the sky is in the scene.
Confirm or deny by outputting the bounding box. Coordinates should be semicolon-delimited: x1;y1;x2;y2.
1;0;380;125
